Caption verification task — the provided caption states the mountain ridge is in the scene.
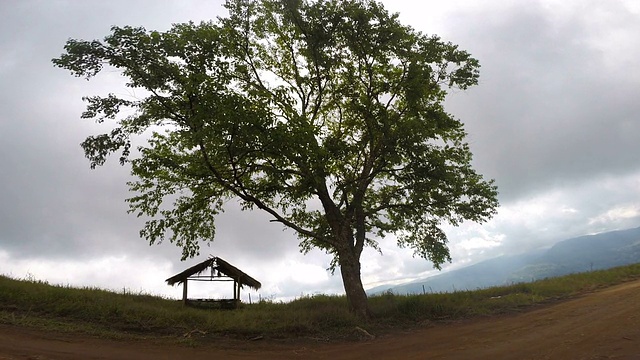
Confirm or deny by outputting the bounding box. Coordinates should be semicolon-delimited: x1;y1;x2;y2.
368;226;640;295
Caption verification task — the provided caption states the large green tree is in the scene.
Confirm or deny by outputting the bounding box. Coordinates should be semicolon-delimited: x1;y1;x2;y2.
54;0;498;317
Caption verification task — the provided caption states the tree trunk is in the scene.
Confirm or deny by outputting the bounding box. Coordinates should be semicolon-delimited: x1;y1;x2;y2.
338;249;371;319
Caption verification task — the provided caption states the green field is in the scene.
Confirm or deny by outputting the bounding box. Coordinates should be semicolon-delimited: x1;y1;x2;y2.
2;263;640;343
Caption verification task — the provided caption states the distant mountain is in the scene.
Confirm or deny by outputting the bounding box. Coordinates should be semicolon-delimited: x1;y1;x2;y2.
368;226;640;295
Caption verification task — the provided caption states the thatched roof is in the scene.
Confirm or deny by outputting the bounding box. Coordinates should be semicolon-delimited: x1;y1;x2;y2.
165;256;261;291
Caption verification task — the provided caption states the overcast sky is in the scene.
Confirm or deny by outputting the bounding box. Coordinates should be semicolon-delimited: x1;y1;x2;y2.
1;0;639;301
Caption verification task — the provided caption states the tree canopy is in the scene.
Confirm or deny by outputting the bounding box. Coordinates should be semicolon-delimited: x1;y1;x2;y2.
53;0;499;317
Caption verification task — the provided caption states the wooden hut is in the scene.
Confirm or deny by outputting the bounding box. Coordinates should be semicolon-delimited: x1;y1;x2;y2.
165;256;261;308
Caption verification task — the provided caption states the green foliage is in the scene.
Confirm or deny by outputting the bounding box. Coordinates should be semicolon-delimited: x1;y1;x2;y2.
53;0;497;263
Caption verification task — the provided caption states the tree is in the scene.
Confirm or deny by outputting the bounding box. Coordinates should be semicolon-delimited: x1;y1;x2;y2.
53;0;498;318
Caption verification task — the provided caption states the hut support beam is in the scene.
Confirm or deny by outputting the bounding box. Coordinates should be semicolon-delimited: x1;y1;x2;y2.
182;280;188;306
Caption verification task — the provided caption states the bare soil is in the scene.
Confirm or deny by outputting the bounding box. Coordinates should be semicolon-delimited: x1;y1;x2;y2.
1;280;639;359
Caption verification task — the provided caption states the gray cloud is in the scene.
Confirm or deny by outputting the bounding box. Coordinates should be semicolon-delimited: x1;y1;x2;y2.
0;0;225;265
439;1;640;200
1;0;639;297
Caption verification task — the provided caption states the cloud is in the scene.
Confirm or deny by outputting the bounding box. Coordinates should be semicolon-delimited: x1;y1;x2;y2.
0;250;179;296
438;1;640;201
0;0;639;299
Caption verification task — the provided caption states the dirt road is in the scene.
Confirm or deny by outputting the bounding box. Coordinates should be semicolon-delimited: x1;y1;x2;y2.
1;280;639;359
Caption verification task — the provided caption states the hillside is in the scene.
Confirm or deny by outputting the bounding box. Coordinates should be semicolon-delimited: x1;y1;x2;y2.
370;226;640;295
2;278;640;359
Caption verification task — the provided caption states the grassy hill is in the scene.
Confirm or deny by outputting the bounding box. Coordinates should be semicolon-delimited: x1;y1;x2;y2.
2;263;640;342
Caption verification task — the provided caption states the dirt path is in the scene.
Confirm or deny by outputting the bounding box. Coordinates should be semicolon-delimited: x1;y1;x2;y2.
1;280;639;359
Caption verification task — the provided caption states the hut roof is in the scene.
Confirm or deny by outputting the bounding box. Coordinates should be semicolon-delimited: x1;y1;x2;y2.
165;256;261;291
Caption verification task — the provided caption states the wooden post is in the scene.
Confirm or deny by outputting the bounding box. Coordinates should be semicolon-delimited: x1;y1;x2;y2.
233;280;237;301
182;280;188;306
236;279;241;309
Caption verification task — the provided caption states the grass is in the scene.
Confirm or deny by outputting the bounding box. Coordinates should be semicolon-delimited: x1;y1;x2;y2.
1;263;640;343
